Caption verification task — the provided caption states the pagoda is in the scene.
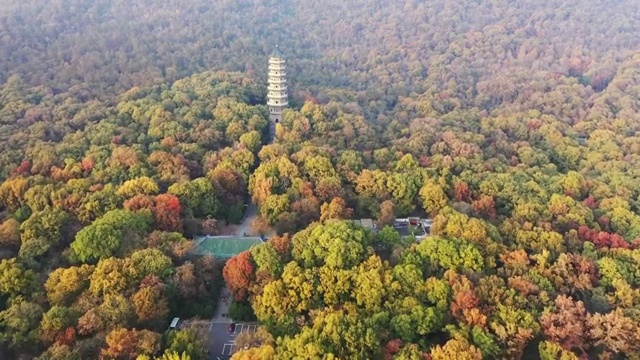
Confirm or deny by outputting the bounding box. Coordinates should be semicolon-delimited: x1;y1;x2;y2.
267;45;288;139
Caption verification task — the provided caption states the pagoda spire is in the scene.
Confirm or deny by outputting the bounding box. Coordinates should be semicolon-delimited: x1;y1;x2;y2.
267;45;288;141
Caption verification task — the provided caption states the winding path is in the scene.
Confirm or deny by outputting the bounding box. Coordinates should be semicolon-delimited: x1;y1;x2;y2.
233;202;258;236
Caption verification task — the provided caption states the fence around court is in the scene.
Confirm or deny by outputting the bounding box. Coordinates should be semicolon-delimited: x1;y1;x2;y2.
193;236;264;258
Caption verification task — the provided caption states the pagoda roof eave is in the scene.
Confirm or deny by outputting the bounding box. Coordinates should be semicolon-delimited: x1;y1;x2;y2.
270;45;285;59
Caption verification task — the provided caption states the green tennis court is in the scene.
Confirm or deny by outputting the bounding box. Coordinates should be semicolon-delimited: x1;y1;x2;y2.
193;236;264;258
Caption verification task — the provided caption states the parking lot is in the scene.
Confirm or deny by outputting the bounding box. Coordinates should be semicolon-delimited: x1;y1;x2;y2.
208;321;258;359
197;287;259;359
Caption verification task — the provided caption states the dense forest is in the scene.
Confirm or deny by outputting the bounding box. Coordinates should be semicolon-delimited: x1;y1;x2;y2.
1;0;640;359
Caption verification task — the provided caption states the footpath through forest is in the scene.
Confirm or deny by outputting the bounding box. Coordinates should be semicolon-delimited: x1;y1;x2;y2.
234;203;258;237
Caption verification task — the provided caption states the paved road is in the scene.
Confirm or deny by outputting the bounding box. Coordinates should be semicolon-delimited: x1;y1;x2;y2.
211;287;232;322
207;287;258;359
234;202;258;236
206;202;260;360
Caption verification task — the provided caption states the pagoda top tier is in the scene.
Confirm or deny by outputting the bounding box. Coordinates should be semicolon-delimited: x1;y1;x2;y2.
270;45;285;59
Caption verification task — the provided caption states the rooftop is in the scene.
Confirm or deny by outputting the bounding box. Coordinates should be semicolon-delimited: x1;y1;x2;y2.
270;45;285;59
354;218;375;229
169;317;180;329
392;221;428;237
353;217;432;239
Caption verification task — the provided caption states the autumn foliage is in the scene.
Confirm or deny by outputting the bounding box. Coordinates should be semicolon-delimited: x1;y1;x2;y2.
2;0;640;358
577;226;629;249
223;251;256;301
125;194;183;232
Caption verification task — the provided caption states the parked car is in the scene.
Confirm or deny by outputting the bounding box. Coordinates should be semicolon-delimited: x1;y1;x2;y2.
228;323;236;333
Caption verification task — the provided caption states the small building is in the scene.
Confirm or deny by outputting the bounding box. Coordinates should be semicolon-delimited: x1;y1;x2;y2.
577;135;587;145
393;218;430;240
169;317;180;330
420;218;433;234
353;218;380;232
354;217;432;241
356;218;375;230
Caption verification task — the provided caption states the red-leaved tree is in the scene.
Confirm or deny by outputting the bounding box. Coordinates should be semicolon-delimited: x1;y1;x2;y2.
540;295;589;356
223;251;255;301
472;195;497;218
453;181;472;202
153;194;182;232
577;226;629;249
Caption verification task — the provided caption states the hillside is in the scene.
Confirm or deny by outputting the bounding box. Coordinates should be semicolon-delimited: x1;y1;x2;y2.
1;0;640;359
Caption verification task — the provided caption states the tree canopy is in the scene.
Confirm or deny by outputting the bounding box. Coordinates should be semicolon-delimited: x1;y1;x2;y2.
2;0;640;358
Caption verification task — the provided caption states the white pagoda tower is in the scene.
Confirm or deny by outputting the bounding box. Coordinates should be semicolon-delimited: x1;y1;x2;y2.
267;45;288;139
